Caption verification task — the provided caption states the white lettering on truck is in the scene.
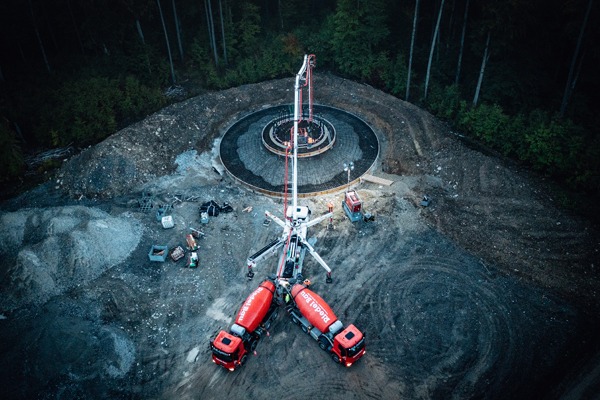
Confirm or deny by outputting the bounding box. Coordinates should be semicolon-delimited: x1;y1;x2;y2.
300;291;331;324
238;287;264;322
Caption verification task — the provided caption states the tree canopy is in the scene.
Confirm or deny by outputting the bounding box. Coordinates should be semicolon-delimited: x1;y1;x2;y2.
0;0;598;202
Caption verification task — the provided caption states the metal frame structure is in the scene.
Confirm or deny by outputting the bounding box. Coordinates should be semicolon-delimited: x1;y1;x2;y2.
247;55;333;284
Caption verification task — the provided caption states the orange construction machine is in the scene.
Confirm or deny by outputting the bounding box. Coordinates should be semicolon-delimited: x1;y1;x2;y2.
343;190;363;222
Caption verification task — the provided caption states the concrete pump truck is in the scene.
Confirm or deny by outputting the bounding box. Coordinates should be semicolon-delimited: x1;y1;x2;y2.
210;279;279;371
210;54;365;371
246;54;334;285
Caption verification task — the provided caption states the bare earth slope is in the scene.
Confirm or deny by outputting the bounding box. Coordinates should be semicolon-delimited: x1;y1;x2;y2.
1;74;599;399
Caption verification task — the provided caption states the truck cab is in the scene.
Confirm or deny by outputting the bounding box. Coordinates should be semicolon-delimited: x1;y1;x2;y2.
332;324;366;367
211;331;246;371
211;318;278;371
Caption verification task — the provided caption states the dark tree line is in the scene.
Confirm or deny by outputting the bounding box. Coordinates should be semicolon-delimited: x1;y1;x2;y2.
0;0;598;204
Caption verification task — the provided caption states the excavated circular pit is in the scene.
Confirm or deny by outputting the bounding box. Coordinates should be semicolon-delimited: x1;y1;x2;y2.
262;112;336;158
220;104;379;197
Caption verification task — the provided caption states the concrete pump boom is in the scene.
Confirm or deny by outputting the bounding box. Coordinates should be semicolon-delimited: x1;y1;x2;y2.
246;54;332;283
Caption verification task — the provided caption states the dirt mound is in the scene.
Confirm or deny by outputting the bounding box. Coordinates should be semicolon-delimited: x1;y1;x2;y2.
0;206;142;310
56;80;295;199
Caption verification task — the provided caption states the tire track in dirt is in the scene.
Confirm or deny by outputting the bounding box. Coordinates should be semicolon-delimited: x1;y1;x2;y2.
329;223;580;399
319;76;599;313
431;191;597;307
364;258;516;385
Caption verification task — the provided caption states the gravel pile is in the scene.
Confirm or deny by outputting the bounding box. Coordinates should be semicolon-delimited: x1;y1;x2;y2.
0;206;142;311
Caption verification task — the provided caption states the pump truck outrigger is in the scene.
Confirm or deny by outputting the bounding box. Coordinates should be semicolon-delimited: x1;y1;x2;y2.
210;279;279;371
282;280;366;367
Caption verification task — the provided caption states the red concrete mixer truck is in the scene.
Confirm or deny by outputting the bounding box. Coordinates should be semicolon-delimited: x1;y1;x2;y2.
210;279;279;371
285;282;366;367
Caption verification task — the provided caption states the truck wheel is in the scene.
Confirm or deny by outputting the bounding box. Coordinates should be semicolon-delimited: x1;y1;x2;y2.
250;340;258;352
272;310;279;320
301;324;308;334
331;354;340;364
240;354;248;366
264;320;271;330
318;338;328;350
291;316;299;325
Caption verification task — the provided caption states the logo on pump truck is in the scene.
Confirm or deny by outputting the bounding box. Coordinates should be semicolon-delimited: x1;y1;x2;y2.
299;291;331;324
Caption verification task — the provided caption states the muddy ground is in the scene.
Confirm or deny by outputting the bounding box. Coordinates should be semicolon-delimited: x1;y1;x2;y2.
1;74;599;399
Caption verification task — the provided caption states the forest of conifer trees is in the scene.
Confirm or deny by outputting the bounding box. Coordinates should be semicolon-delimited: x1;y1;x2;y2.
0;0;598;201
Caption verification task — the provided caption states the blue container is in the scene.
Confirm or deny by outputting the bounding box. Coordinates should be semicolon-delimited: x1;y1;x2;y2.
148;245;168;262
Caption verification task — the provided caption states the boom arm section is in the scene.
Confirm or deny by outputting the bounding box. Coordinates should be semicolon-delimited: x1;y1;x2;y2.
301;237;333;283
246;237;285;279
305;211;333;228
265;211;287;229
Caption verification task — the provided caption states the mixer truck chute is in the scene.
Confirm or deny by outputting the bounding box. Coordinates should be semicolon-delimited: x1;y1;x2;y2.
210;279;279;371
285;282;366;367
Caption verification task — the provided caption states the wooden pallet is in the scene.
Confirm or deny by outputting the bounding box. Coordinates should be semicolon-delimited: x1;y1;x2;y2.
360;174;394;186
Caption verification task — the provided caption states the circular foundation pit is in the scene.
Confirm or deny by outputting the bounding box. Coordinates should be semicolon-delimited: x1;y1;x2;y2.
220;105;379;197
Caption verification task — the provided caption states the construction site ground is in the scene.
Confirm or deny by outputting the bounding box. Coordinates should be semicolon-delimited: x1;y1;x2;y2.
1;74;599;399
